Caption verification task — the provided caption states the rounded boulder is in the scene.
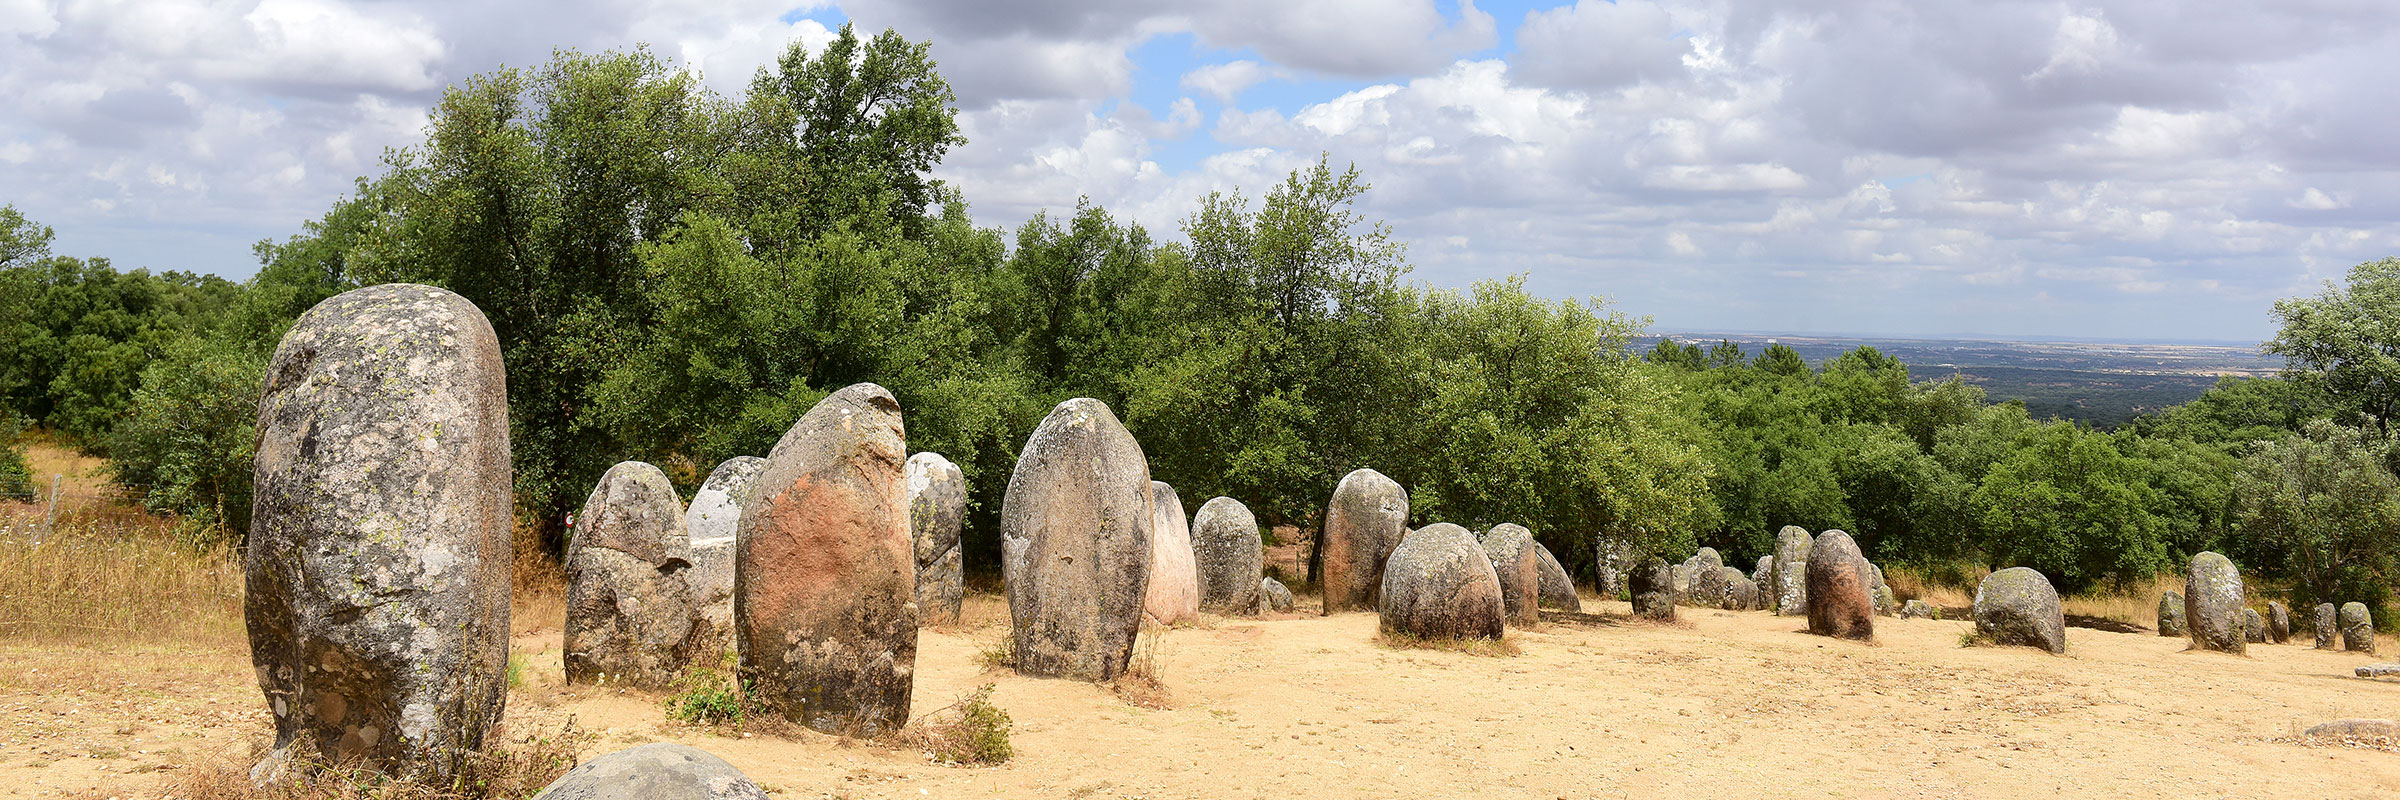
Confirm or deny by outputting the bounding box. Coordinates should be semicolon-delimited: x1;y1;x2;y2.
1261;576;1296;613
246;283;511;780
566;461;700;689
2343;602;2376;653
533;742;767;800
1533;541;1581;611
1321;468;1408;614
1193;497;1265;614
1142;481;1200;626
906;452;967;626
2184;551;2244;654
1000;398;1153;681
2268;601;2292;644
736;383;916;735
1479;524;1542;626
1805;530;1874;641
1628;555;1677;621
1378;523;1505;640
2317;603;2339;649
2157;592;2188;637
1972;567;2065;654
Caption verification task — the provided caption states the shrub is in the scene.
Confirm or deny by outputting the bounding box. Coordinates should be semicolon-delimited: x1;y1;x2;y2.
907;684;1012;765
662;656;745;729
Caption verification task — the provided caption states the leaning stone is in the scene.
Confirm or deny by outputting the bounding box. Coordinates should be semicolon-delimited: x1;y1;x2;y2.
1142;481;1200;626
1972;567;2065;654
2317;603;2338;649
2356;664;2400;679
2304;719;2400;742
2343;602;2376;654
1193;497;1265;614
1629;555;1677;622
2183;551;2244;654
686;457;764;660
906;452;966;626
2157;592;2187;637
1321;468;1409;614
737;384;915;735
1805;530;1874;641
1901;599;1939;620
1378;523;1505;640
533;742;768;800
1261;576;1296;613
2244;608;2267;644
2268;601;2291;644
247;283;511;781
1772;525;1812;616
566;461;700;690
1533;542;1581;611
1000;398;1152;682
1479;524;1542;626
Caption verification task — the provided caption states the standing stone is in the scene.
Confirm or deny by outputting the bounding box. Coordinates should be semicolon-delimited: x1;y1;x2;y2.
1261;576;1296;613
1000;398;1152;681
1693;560;1734;609
1772;526;1812;616
1685;547;1725;599
686;457;764;662
1378;523;1506;640
1671;564;1693;605
1751;556;1774;610
2156;592;2187;637
1479;524;1542;626
1593;538;1630;600
1322;468;1409;614
1142;481;1200;626
1629;555;1677;622
2243;609;2267;643
736;384;915;735
1193;497;1265;614
566;462;699;689
1727;571;1759;610
1866;562;1897;617
1805;530;1874;641
1973;568;2065;654
2268;601;2292;644
2317;603;2339;649
247;284;511;780
1902;599;1938;620
1532;542;1581;611
534;742;768;800
906;452;967;627
2184;551;2244;654
2343;602;2376;653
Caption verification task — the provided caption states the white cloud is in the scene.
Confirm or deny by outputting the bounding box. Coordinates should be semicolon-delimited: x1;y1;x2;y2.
1180;59;1279;105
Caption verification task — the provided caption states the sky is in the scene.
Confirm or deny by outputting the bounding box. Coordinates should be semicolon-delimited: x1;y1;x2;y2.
4;0;2398;343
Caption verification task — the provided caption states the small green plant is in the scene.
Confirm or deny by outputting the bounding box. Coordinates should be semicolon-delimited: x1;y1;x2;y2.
663;660;745;729
505;654;526;689
1958;628;1992;648
908;684;1013;766
976;633;1016;670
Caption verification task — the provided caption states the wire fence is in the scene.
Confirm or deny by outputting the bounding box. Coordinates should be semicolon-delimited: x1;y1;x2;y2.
0;474;159;543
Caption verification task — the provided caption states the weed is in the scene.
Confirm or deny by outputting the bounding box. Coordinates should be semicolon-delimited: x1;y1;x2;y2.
168;716;593;799
1958;628;1992;648
901;684;1013;766
1374;630;1521;657
1111;626;1173;709
975;633;1016;671
504;654;525;690
662;658;745;729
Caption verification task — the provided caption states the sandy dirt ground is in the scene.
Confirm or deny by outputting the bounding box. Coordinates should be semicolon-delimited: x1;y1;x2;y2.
9;591;2400;799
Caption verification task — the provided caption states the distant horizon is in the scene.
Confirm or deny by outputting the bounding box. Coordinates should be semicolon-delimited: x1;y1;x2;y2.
1653;327;2273;351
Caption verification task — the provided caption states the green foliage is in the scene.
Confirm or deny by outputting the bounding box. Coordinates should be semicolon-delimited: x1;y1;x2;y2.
2233;418;2400;611
663;659;746;728
105;335;265;537
0;407;31;502
916;684;1012;765
2268;257;2400;430
1968;422;2168;590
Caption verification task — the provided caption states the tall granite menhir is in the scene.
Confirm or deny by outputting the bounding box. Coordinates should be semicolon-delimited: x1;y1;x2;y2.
736;384;916;735
907;452;967;626
1001;398;1154;681
1193;497;1265;614
246;284;511;780
685;456;764;661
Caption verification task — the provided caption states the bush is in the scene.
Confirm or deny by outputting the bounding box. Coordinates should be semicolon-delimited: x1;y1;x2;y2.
662;656;745;729
907;684;1013;765
0;409;30;502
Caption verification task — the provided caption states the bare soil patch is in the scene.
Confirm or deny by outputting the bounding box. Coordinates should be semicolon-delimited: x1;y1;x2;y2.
10;592;2400;798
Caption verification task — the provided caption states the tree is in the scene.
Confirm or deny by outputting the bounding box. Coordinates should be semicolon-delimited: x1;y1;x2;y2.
107;335;265;537
2267;257;2400;432
1969;421;2168;590
2233;418;2400;610
0;204;53;269
742;23;964;246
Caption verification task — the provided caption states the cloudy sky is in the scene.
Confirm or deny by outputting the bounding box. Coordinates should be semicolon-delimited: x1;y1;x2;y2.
5;0;2397;342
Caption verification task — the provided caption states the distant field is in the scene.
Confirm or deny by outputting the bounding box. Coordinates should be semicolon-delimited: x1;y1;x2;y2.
1662;332;2281;428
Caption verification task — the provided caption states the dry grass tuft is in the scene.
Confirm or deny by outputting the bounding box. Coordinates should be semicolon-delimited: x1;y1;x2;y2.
163;717;594;800
2064;574;2184;627
1110;625;1174;709
975;631;1016;672
1374;629;1522;657
0;502;243;646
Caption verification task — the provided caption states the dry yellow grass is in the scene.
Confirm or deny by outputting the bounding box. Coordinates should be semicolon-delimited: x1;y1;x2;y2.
0;502;244;646
1887;565;2187;628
